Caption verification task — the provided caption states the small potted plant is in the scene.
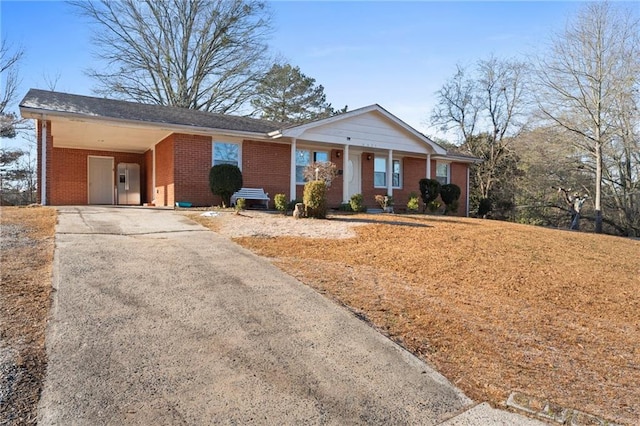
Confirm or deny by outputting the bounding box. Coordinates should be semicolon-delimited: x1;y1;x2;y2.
375;194;394;213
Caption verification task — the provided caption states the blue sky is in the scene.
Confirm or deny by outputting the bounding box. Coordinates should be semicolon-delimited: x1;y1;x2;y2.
1;1;595;147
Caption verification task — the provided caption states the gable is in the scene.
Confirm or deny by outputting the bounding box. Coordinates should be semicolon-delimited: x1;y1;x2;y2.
279;107;445;155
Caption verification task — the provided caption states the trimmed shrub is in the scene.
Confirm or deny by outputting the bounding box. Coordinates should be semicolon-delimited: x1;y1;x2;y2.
349;193;366;212
274;193;287;214
303;180;327;219
407;195;420;212
209;164;242;207
440;184;461;215
419;178;441;212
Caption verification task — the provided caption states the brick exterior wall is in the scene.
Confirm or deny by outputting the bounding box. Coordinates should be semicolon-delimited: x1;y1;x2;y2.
243;140;290;207
173;133;215;207
154;134;175;207
450;162;468;217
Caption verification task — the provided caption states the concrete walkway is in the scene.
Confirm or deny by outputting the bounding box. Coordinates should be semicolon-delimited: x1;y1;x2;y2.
39;206;546;425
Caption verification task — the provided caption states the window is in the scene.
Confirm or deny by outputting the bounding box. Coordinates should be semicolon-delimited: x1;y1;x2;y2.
213;142;240;167
374;157;401;188
436;162;449;185
296;149;328;183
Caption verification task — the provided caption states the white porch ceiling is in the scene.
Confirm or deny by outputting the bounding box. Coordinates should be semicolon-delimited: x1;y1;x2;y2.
49;116;173;153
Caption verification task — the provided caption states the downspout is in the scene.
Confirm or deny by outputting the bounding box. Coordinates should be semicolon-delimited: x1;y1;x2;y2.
290;138;297;201
426;153;431;178
40;117;47;205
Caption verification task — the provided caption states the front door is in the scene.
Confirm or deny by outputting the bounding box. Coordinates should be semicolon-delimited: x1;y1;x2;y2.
88;156;114;204
347;152;361;198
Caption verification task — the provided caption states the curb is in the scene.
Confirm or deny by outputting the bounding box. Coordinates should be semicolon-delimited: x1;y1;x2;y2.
506;392;622;426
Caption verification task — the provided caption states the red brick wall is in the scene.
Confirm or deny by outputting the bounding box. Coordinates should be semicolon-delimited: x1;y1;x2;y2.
173;134;214;207
154;134;175;207
47;148;145;205
243;140;290;207
450;162;468;217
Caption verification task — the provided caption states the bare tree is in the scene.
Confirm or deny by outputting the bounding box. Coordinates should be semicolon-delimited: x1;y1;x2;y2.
534;2;640;234
0;39;25;138
73;0;272;113
431;56;527;205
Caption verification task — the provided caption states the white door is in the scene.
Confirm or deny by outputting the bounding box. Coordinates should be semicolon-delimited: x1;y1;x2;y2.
88;156;114;204
347;153;361;198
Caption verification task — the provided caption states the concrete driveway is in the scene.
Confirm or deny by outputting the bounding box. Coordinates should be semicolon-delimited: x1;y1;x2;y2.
39;206;545;425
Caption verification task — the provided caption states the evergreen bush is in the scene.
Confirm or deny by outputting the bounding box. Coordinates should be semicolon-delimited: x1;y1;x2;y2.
209;164;242;207
349;193;366;212
440;184;461;214
303;180;327;218
419;178;441;212
274;193;287;214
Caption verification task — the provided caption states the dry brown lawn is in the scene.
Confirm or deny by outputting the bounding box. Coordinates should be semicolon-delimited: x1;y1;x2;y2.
208;213;639;425
1;206;57;424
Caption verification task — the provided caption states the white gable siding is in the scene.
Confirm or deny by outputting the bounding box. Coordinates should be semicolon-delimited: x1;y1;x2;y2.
296;112;432;154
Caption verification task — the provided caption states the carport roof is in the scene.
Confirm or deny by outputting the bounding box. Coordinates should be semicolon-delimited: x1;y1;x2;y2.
19;89;281;135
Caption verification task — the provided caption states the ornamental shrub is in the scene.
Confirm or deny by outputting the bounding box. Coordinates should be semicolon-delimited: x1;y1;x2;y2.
440;184;461;215
407;194;420;212
274;193;287;214
349;193;366;212
419;178;441;212
234;198;246;212
209;164;242;207
303;180;327;219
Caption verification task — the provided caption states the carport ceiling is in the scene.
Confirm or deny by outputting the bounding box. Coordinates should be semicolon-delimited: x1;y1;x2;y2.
50;116;173;153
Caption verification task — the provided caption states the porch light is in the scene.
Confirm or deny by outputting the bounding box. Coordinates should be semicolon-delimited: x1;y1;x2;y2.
367;154;372;161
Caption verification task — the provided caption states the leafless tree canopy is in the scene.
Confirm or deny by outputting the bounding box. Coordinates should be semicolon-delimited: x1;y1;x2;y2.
431;56;527;199
534;2;640;233
73;0;272;113
0;39;25;138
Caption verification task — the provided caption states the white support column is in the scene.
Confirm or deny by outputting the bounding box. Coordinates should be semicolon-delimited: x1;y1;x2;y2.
342;144;349;203
426;153;431;179
40;117;47;205
290;138;297;201
387;149;393;196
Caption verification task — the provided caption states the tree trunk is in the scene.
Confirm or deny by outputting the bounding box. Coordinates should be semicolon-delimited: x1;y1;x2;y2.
594;139;603;233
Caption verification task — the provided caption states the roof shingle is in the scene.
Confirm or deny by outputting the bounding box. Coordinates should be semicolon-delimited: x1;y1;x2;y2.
19;89;281;134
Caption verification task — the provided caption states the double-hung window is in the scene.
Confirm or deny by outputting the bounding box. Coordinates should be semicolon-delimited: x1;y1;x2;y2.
213;141;240;168
436;162;449;185
374;156;401;188
296;149;328;183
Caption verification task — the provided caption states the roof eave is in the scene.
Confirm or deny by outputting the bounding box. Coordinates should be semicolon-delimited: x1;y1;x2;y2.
19;106;271;139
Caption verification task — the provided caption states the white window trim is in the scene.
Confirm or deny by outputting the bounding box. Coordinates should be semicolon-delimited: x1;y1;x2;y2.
296;148;329;184
212;140;242;170
374;156;402;189
436;161;450;185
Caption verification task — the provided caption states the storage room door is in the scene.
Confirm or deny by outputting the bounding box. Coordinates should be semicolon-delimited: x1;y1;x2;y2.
88;156;114;204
